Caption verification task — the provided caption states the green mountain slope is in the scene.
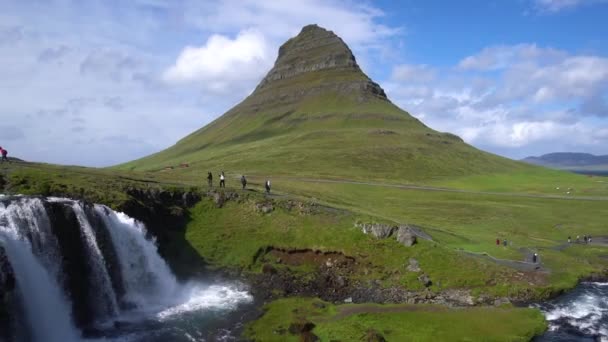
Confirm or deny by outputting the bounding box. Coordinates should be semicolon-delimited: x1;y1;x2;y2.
118;25;531;182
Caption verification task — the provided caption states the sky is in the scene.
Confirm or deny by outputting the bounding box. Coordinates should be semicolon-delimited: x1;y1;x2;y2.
1;0;607;166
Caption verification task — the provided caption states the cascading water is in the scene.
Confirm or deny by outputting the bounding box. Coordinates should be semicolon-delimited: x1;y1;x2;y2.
534;282;608;341
0;196;253;342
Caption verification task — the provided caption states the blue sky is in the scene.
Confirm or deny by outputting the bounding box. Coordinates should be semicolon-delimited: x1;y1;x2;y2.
1;0;607;166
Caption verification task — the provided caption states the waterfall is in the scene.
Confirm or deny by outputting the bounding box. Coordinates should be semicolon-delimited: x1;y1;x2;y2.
0;199;80;342
0;195;252;342
94;205;179;311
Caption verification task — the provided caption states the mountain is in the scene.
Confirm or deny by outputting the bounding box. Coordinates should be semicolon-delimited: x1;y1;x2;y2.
522;153;608;168
119;24;530;181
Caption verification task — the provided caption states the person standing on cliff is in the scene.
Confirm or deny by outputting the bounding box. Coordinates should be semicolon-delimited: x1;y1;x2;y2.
207;172;213;187
241;175;247;190
0;147;8;163
265;179;271;194
219;171;226;188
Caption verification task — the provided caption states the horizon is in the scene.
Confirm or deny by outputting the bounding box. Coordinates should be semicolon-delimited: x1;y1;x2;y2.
1;0;608;167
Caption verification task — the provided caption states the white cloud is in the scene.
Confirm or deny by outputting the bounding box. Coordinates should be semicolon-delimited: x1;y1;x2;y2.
533;0;608;12
458;44;566;71
388;43;608;157
163;29;271;92
391;64;436;83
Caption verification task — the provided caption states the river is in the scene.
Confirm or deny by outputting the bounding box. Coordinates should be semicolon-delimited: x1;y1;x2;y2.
535;282;608;341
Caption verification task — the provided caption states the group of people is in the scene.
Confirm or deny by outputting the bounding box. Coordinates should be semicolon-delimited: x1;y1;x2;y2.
496;238;509;247
568;235;593;244
497;238;539;264
0;146;9;163
207;171;271;193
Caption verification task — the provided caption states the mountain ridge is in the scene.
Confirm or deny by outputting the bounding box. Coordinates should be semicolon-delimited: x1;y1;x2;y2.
522;152;608;168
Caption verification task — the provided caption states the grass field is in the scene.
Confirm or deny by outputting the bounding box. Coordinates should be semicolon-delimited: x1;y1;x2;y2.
245;298;547;341
2;160;607;340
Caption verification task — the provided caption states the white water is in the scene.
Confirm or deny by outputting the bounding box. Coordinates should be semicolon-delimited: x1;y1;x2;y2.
0;200;80;342
95;205;179;311
536;282;608;340
72;204;120;319
0;197;253;342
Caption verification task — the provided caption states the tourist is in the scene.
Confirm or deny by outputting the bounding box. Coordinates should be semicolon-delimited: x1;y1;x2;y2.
207;172;213;187
503;239;508;247
568;236;571;243
532;253;538;263
241;175;247;190
576;235;580;243
265;179;271;194
219;171;226;188
0;147;8;163
588;235;592;243
584;235;588;244
496;238;500;246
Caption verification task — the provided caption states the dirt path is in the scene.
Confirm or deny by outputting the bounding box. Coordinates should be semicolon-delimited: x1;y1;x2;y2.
462;250;547;273
278;177;608;202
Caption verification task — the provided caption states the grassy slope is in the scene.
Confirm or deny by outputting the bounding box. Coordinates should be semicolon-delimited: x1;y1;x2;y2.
246;298;547;342
3;161;607;339
117;74;530;183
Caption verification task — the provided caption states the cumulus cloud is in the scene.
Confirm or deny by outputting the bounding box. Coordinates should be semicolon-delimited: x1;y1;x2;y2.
388;43;608;157
163;29;272;92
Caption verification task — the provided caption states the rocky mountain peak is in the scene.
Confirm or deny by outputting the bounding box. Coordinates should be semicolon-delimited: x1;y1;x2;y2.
253;24;386;101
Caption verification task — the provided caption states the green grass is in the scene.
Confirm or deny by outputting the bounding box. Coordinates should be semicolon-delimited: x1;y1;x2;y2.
0;161;196;208
268;179;608;288
245;298;547;342
117;68;531;183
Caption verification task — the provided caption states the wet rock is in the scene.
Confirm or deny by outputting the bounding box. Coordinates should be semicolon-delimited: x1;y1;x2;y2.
262;264;277;275
407;258;421;272
365;329;387;342
418;274;432;287
396;226;417;247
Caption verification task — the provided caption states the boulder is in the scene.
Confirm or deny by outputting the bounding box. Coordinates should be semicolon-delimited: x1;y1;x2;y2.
418;274;432;287
255;201;274;214
407;258;421;273
396;226;417;247
357;222;397;239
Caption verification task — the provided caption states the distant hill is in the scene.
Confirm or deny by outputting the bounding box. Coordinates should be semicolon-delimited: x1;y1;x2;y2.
522;153;608;169
117;24;531;182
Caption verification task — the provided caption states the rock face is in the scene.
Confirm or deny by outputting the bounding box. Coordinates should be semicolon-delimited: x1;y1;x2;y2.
251;24;388;106
357;222;398;239
396;226;417;247
357;222;421;247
